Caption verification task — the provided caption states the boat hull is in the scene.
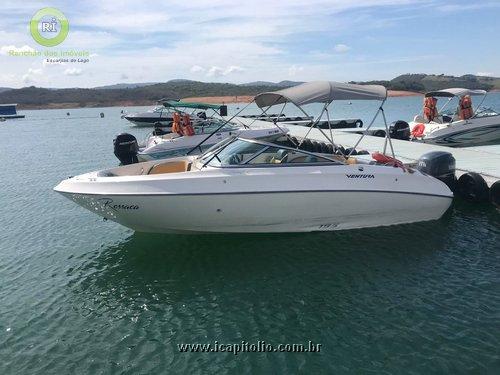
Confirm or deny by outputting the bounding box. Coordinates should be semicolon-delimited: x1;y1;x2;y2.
55;160;453;234
411;116;500;147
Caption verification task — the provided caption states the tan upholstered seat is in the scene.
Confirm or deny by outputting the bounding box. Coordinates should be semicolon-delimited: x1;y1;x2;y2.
148;161;190;175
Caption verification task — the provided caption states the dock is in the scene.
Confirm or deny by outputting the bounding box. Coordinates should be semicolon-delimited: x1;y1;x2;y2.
233;117;500;187
288;124;500;186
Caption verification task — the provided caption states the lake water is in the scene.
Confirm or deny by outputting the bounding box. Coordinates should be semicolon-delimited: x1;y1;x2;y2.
0;96;499;374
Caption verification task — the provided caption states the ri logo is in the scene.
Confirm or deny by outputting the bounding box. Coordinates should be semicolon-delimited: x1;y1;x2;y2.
30;8;69;47
42;18;58;32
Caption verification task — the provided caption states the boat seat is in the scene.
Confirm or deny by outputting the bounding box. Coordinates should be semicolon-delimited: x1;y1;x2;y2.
147;160;190;175
270;149;288;163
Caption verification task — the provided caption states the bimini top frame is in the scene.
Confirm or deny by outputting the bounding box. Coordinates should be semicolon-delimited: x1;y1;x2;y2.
254;81;393;159
425;87;489;118
188;81;395;159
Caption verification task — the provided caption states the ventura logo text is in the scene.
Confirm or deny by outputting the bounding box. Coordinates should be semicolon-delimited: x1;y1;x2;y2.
345;174;375;179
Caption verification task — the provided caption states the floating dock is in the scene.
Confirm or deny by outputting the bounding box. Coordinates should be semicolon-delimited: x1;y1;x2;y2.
289;124;500;186
234;117;500;187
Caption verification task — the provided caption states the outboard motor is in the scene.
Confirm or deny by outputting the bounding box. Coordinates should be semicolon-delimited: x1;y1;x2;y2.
389;120;410;140
416;151;456;190
219;105;228;117
113;133;139;165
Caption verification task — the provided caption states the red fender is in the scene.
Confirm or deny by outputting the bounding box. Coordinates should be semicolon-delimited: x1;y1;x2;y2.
372;152;405;169
411;123;425;138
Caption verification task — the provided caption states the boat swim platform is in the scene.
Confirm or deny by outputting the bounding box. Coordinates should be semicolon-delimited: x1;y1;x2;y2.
231;117;499;186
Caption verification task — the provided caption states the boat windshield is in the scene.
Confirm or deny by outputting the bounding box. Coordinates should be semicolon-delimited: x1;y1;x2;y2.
474;106;499;118
197;138;339;168
197;119;239;134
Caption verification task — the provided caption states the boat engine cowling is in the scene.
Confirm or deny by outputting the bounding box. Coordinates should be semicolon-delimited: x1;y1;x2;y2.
389;120;411;140
416;151;456;190
113;133;139;165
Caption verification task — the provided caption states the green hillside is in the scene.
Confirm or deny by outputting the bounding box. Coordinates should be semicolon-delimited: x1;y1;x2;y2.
353;74;500;92
1;74;499;109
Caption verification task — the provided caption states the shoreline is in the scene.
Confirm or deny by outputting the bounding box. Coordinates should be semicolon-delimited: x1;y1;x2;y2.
15;90;423;110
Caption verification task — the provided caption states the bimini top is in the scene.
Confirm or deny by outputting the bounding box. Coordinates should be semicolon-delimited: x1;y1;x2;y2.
425;88;487;98
163;100;223;110
254;81;387;108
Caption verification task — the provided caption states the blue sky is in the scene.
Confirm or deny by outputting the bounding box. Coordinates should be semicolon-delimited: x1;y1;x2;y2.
1;0;499;88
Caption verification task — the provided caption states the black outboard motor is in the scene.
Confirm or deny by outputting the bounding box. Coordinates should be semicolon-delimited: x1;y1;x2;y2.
416;151;456;190
389;120;411;140
113;133;139;165
219;105;228;116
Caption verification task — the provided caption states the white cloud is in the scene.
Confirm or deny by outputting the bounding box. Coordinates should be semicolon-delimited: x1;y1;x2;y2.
334;44;351;53
206;65;245;77
288;65;304;76
0;45;35;56
437;3;500;12
190;65;205;73
64;68;83;76
224;65;244;75
477;72;493;77
22;68;42;84
206;66;224;77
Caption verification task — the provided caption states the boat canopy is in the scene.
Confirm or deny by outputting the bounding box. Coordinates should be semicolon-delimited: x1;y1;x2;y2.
254;81;387;108
163;100;223;110
425;88;487;98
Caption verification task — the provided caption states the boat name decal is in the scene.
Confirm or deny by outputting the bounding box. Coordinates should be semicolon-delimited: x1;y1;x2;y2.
97;198;139;211
345;174;375;179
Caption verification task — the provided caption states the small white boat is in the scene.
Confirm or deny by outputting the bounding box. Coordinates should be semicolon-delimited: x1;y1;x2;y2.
122;105;174;127
136;118;288;162
122;100;227;128
408;88;500;147
55;82;454;234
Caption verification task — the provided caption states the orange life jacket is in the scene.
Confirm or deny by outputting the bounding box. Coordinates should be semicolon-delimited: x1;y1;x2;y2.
459;95;473;120
171;112;183;135
423;97;438;122
182;114;195;136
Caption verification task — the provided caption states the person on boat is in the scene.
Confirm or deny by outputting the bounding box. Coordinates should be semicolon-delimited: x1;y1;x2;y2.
458;95;474;120
423;96;438;123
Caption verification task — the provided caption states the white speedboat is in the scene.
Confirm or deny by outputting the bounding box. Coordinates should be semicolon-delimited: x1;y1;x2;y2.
408;88;500;147
122;100;227;128
55;82;453;234
136;118;288;162
122;105;174;127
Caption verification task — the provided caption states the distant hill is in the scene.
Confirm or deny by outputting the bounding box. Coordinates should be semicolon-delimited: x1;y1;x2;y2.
241;80;304;87
0;80;298;109
2;75;499;109
352;74;500;92
0;87;13;93
94;82;161;90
